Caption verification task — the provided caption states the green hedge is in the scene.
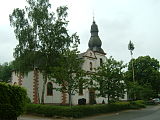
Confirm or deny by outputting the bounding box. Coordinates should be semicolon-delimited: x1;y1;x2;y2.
130;100;146;108
0;82;27;119
26;101;146;118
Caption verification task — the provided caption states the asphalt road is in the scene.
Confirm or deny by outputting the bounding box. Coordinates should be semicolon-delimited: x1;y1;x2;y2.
80;105;160;120
19;105;160;120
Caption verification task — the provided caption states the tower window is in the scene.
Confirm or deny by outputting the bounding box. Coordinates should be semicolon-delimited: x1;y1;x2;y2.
100;58;103;66
90;62;93;71
47;82;53;96
90;52;92;56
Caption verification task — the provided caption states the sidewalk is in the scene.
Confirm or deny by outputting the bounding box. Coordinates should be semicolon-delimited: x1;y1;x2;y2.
18;115;68;120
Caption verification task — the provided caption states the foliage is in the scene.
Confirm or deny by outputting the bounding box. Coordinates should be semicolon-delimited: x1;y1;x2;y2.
138;84;153;100
130;100;146;108
9;0;79;103
128;40;135;51
128;40;134;55
0;62;13;83
126;81;154;100
91;56;126;103
9;0;74;73
51;45;86;106
26;101;145;118
0;104;17;120
125;56;160;99
0;82;27;118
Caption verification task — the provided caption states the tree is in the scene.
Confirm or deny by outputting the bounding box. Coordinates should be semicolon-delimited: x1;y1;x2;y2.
0;62;13;83
125;56;160;99
128;40;135;82
92;56;126;103
51;44;86;106
128;40;135;55
9;0;79;103
126;81;153;100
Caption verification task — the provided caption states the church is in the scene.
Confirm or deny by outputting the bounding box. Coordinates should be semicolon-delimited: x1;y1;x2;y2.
12;20;127;105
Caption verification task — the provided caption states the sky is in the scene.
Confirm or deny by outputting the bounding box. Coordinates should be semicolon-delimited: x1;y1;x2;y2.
0;0;160;64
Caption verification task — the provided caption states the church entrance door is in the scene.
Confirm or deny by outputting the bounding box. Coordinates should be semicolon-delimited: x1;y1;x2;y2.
89;89;96;104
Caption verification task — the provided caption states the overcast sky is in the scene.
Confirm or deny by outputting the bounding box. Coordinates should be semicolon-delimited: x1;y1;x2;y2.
0;0;160;64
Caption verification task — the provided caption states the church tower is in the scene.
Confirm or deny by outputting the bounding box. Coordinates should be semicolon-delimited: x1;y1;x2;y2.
88;20;105;54
81;19;106;73
79;19;107;104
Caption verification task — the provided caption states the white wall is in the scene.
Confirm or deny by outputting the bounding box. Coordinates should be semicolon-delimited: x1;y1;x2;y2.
11;72;19;84
11;50;127;105
11;71;34;102
44;82;62;104
22;72;34;102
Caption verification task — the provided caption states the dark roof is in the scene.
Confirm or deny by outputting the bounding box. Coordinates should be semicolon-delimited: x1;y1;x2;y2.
88;20;105;54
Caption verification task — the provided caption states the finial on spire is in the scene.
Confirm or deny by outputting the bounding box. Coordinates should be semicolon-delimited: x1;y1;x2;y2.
93;10;95;22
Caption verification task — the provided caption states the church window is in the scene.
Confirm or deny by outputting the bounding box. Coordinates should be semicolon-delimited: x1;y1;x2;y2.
47;82;53;96
13;82;17;85
100;58;103;66
79;81;83;95
90;52;92;56
90;62;93;71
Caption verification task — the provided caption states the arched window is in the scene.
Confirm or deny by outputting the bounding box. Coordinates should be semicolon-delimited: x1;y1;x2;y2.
47;82;53;96
100;58;103;66
13;82;17;85
90;62;93;71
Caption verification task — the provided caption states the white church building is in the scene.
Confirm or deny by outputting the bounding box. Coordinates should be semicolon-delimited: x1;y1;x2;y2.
12;20;127;105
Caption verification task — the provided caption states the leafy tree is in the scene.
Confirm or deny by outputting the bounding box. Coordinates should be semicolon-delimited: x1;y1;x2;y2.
128;40;135;82
51;44;86;106
126;81;154;100
92;56;126;103
0;62;13;83
125;56;160;99
140;84;154;100
9;0;79;103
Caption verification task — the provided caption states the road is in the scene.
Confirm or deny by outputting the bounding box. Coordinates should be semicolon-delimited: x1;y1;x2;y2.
80;105;160;120
19;105;160;120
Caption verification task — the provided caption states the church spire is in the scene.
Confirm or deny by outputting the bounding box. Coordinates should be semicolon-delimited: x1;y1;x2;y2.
88;19;105;54
93;11;95;22
90;19;99;36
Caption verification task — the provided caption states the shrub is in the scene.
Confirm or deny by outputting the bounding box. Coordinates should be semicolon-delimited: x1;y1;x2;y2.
130;100;146;108
0;104;17;120
0;82;27;119
134;100;145;105
26;100;145;118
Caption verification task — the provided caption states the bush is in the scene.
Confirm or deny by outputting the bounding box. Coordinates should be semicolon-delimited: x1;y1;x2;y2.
0;104;17;120
145;100;157;105
0;82;27;119
130;100;146;108
26;100;145;118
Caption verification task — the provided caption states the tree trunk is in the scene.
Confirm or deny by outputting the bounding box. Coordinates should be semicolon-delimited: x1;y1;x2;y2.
68;91;72;107
41;74;47;104
108;94;110;104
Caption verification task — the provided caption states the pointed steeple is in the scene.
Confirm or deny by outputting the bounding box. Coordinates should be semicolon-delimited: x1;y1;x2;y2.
90;20;99;36
88;19;105;54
